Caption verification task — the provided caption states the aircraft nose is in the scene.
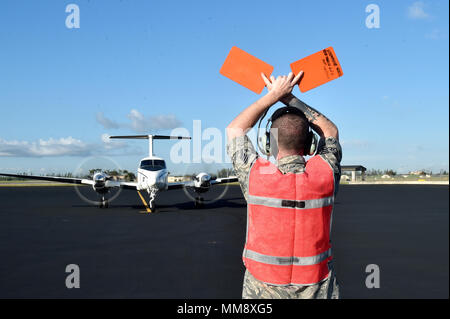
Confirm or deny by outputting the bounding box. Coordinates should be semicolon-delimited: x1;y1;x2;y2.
145;175;156;185
145;174;156;185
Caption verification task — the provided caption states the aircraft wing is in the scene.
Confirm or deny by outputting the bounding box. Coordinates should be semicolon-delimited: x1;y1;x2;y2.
104;180;138;190
166;176;238;191
0;173;94;185
167;181;193;190
211;176;239;185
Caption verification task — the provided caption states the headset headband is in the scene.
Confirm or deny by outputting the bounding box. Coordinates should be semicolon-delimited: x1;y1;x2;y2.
269;106;308;124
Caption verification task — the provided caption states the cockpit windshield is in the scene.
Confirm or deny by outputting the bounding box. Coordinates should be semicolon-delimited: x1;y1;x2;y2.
140;159;166;171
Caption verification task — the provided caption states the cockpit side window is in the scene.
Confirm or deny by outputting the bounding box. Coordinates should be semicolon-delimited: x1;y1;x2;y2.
140;160;166;171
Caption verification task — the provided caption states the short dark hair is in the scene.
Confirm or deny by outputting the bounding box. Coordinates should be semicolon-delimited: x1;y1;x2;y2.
271;113;309;153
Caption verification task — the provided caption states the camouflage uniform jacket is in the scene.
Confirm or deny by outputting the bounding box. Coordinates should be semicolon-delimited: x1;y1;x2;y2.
226;135;342;299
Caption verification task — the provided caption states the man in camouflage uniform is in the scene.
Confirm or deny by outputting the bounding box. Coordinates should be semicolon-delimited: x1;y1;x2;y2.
226;72;342;299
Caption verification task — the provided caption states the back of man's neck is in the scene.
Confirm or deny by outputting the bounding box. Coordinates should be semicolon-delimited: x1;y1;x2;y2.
277;152;304;160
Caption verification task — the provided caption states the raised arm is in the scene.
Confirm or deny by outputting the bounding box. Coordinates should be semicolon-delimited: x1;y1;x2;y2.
280;93;339;140
226;72;303;141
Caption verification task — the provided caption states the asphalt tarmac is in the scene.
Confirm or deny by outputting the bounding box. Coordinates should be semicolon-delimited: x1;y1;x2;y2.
0;184;448;299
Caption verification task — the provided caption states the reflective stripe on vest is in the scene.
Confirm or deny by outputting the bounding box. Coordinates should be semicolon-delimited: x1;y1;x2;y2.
248;194;334;210
244;156;335;286
244;248;332;266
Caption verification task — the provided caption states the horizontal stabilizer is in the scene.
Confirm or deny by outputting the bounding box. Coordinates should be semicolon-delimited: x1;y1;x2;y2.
109;134;191;156
109;135;191;140
153;135;191;140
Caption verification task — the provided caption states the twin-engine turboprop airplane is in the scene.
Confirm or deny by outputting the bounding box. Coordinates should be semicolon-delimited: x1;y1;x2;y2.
0;135;237;212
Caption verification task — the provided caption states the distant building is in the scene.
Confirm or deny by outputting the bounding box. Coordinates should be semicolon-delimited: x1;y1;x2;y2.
410;170;426;176
168;176;184;183
168;176;191;183
341;165;367;182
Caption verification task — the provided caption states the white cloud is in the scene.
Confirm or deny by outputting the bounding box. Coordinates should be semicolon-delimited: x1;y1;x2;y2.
407;1;430;20
0;137;91;157
101;133;111;144
100;133;128;150
96;109;182;133
0;135;130;157
96;112;120;129
128;109;182;132
425;28;445;40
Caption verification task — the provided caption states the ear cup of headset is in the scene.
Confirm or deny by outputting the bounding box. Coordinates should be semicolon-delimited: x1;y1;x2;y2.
269;130;279;159
257;132;271;156
257;132;266;154
308;132;318;156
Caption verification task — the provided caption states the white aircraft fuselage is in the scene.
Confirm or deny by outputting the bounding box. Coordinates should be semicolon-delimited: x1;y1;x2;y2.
137;156;169;192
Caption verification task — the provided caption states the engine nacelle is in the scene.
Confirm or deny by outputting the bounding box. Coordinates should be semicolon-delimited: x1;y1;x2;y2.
193;173;212;193
92;172;108;192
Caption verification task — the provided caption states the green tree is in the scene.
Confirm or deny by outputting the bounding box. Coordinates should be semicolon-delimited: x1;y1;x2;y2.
217;168;234;178
384;169;397;176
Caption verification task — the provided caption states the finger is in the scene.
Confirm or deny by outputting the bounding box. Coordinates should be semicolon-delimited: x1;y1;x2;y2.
287;72;294;82
261;72;271;86
270;75;275;83
292;71;304;85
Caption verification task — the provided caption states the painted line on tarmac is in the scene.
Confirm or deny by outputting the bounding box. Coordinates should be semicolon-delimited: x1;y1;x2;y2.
137;190;152;213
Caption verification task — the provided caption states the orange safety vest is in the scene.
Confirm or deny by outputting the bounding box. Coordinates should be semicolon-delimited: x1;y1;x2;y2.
243;156;335;286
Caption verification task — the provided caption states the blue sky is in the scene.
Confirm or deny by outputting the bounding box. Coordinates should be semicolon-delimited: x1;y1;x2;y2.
0;0;448;175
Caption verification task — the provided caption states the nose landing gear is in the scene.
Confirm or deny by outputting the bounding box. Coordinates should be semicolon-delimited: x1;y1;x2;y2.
148;186;157;212
98;195;108;208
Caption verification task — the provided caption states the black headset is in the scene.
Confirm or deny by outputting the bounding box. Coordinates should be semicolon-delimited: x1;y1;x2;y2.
257;106;318;158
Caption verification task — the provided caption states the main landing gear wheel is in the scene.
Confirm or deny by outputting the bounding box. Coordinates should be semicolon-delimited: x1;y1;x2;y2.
99;196;108;208
194;196;204;208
